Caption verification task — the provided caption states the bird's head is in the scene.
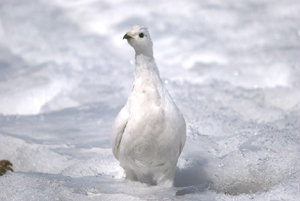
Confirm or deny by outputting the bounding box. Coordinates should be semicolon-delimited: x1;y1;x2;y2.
123;25;153;57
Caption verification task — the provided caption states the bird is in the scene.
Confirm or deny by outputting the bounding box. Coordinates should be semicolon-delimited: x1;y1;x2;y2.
111;25;186;187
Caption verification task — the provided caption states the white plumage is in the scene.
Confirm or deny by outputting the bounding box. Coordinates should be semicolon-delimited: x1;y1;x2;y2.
111;25;186;187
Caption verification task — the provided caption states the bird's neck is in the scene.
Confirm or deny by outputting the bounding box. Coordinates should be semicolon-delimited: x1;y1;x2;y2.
134;54;160;79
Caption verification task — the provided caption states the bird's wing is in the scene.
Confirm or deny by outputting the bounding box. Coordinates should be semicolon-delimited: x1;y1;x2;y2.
111;106;129;160
179;115;187;156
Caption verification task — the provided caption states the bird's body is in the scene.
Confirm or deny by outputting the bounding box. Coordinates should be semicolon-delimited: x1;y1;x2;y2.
112;25;186;187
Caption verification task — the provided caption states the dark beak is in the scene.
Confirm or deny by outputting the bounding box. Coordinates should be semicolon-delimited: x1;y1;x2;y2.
123;34;132;40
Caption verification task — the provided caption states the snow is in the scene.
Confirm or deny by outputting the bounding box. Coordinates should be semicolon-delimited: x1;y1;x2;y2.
0;0;300;200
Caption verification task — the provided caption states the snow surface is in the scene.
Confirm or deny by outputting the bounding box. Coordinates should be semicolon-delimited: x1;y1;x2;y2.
0;0;300;200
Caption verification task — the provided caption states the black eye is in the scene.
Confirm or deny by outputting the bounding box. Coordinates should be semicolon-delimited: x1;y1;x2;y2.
139;33;144;38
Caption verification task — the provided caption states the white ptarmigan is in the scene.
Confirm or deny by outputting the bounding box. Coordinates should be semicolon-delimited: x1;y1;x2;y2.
111;25;186;187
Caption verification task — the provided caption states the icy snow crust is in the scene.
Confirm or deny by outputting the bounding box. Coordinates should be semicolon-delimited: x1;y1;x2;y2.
0;0;300;200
